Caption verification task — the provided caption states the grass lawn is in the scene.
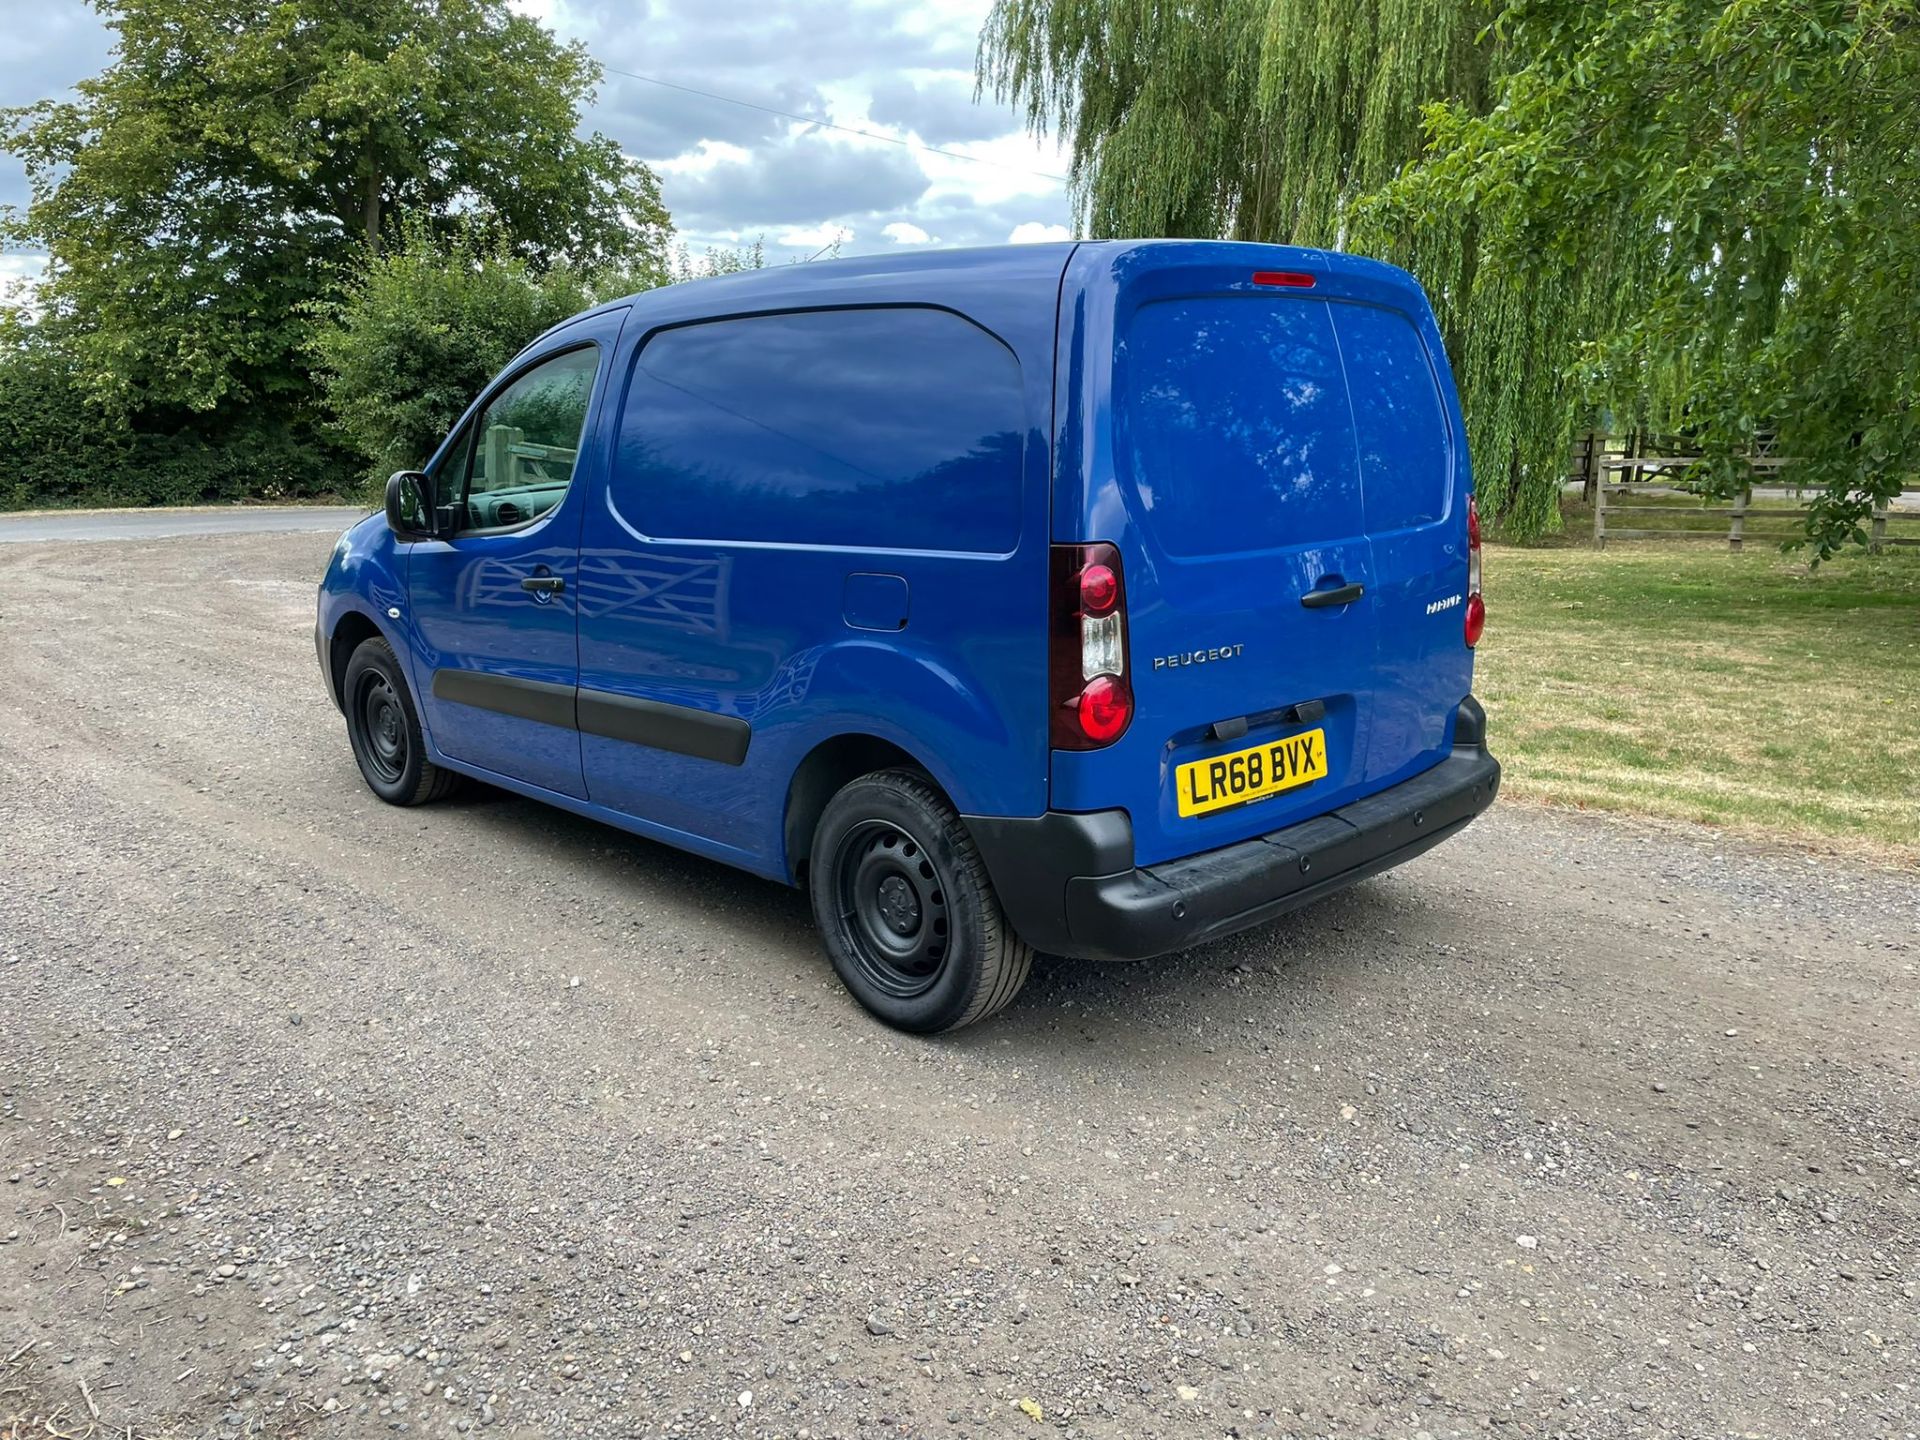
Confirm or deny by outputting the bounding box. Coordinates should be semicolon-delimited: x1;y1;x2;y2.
1475;541;1920;865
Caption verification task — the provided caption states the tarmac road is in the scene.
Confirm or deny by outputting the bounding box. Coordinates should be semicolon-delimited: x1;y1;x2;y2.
0;529;1914;1439
0;504;368;544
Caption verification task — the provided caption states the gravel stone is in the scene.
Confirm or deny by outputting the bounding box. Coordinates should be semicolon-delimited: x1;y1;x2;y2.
0;529;1915;1439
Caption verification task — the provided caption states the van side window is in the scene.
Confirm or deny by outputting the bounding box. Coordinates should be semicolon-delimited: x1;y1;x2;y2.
1333;305;1449;532
615;308;1024;553
448;345;599;533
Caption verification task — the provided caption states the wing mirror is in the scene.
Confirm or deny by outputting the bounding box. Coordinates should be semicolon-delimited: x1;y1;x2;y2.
384;470;436;540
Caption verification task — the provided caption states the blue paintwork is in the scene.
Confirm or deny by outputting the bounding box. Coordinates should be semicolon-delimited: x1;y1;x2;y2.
316;238;1476;888
1050;241;1475;866
403;308;630;797
574;279;1053;861
315;510;409;689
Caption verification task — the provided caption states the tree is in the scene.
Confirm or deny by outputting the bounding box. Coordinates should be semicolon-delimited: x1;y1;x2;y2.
1;0;668;434
980;0;1920;551
309;224;652;481
979;0;1571;532
1372;0;1920;559
669;237;769;282
978;0;1269;240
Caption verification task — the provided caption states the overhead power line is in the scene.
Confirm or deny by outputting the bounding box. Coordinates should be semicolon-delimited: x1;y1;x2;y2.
595;65;1068;184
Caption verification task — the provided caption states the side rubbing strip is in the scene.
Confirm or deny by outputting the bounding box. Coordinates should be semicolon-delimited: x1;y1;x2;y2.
432;670;577;729
577;690;751;766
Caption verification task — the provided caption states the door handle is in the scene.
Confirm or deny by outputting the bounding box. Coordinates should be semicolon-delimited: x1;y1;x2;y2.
1301;581;1364;609
520;575;565;595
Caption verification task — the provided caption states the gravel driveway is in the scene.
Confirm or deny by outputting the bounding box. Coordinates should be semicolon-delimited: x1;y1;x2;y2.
1;532;1914;1440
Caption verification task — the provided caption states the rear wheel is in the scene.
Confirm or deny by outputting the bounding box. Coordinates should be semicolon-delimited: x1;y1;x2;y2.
809;769;1032;1033
342;637;457;806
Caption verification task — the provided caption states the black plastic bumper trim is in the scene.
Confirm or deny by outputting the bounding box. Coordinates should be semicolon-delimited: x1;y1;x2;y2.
1060;747;1499;960
964;808;1136;955
317;621;339;712
966;703;1500;961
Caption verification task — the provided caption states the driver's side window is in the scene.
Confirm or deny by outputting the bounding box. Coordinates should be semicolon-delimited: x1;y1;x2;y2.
438;345;600;534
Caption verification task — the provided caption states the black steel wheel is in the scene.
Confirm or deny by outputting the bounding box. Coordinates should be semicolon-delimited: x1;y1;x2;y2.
809;769;1032;1032
341;636;457;806
833;818;952;999
355;668;409;786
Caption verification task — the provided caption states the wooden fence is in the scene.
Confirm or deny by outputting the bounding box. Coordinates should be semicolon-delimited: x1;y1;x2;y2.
481;425;577;490
1567;433;1920;551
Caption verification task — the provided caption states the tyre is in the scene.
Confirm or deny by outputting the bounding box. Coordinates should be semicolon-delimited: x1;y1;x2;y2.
808;769;1032;1032
341;636;458;806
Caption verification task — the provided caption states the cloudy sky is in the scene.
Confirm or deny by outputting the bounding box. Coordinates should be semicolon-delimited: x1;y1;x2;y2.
0;0;1075;289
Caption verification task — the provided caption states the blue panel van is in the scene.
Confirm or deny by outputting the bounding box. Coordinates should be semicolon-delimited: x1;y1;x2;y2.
316;240;1501;1032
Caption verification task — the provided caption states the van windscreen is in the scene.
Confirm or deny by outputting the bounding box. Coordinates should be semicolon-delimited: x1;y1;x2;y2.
1116;295;1363;558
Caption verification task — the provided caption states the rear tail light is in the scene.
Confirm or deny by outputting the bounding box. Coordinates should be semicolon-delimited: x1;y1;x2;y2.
1464;495;1486;647
1051;543;1132;748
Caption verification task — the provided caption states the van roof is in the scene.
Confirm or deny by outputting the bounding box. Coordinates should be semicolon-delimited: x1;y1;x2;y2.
531;239;1432;353
554;240;1080;335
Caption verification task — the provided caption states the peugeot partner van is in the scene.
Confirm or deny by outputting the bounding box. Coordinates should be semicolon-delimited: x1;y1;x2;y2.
316;240;1500;1032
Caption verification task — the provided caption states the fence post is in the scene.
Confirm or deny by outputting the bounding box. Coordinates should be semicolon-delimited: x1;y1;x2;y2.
1583;431;1602;505
1871;499;1889;555
483;425;523;489
1594;454;1608;549
1729;484;1751;551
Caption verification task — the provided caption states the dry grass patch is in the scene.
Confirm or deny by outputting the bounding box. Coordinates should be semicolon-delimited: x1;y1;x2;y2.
1475;543;1920;863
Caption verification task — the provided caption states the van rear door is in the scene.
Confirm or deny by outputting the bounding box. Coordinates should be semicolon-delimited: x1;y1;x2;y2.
1050;246;1385;867
1334;300;1475;786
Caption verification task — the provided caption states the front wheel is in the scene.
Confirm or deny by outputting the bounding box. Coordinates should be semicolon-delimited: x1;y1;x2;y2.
808;769;1032;1032
342;636;458;806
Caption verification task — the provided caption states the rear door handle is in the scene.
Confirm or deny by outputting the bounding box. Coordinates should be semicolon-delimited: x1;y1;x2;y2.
520;576;565;595
1301;581;1364;609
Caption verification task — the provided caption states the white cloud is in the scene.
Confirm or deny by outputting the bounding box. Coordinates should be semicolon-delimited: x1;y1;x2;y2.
1;0;1076;259
776;223;855;253
652;139;755;177
1007;221;1071;244
0;255;46;313
882;221;932;244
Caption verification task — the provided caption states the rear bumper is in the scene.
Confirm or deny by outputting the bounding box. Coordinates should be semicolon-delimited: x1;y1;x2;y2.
966;697;1500;961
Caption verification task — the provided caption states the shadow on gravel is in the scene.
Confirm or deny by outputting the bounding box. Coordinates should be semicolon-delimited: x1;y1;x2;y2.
430;776;814;921
960;879;1452;1064
413;777;1436;1061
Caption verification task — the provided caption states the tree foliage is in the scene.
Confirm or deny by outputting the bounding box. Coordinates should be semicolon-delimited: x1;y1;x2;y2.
308;225;653;481
980;0;1919;552
0;309;345;509
1;0;669;509
1374;0;1920;558
670;237;770;281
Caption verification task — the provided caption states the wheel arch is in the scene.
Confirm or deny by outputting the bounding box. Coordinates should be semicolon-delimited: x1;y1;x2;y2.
326;609;388;711
781;732;956;886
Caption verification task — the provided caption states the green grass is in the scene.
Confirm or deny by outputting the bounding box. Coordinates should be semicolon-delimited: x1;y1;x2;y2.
1476;543;1920;863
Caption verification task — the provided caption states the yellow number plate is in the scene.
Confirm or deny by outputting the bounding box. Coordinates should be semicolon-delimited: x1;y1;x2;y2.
1176;728;1328;818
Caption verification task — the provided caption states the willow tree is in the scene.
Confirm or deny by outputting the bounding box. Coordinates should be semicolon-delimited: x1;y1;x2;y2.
979;0;1576;534
1376;0;1920;558
981;0;1920;549
978;1;1250;237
